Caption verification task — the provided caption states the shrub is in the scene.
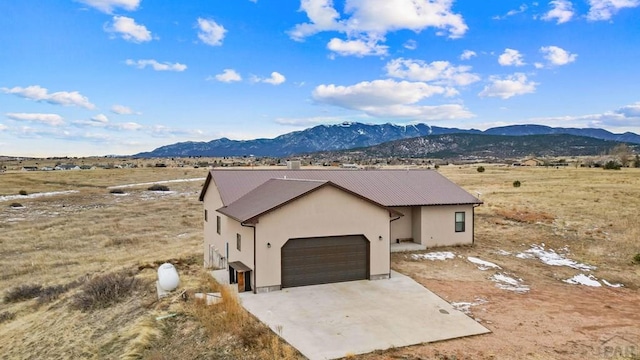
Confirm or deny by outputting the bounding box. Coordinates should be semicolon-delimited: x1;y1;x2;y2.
18;190;27;196
3;284;43;303
434;164;440;169
147;184;170;192
477;166;485;173
72;271;138;312
0;311;15;324
603;160;621;170
513;180;521;188
109;188;125;194
633;253;640;264
9;202;23;208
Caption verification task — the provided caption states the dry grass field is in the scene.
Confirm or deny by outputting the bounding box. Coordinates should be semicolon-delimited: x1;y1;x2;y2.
1;165;639;359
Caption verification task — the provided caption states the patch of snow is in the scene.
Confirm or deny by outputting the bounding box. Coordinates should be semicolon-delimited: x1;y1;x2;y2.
491;273;530;293
108;177;205;189
0;190;79;203
517;244;596;271
451;298;488;315
495;249;511;256
563;274;601;287
467;256;501;270
412;251;455;261
602;279;624;288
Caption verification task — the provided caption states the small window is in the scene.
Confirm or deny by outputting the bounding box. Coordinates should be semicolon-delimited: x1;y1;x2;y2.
236;233;241;251
216;216;221;235
204;209;208;222
455;212;465;232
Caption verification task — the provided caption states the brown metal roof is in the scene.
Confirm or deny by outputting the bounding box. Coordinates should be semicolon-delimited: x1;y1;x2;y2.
217;178;403;223
200;169;482;207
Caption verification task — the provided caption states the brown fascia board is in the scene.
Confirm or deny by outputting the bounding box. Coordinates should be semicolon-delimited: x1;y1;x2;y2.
198;171;213;202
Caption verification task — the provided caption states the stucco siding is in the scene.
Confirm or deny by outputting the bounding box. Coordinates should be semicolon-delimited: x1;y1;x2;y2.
420;205;474;247
390;206;412;242
412;207;422;244
202;183;224;268
255;186;391;290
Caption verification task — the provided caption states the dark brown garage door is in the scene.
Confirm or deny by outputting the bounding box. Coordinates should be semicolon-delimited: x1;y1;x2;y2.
281;235;369;288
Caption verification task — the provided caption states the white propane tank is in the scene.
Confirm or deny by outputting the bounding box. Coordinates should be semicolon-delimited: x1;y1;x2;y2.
157;263;180;291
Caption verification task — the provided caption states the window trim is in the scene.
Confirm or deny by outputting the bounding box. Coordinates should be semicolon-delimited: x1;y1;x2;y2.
455;211;465;232
236;233;241;251
216;216;221;235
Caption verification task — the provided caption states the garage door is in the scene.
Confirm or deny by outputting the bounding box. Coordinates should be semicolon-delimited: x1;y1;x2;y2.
281;235;369;288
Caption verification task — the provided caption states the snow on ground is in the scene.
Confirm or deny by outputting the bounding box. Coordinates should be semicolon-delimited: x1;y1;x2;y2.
495;249;511;256
563;274;602;287
0;190;79;202
411;251;456;261
467;257;501;270
107;177;205;189
451;298;488;315
516;244;596;271
491;273;530;293
602;279;624;288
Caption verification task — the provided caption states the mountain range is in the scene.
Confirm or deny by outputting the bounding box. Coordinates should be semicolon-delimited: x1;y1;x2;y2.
134;123;640;158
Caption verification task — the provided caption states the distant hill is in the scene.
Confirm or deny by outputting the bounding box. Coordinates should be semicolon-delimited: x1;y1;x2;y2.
317;133;638;161
134;122;640;158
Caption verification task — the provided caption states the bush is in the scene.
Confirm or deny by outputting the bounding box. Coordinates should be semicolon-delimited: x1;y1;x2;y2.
633;253;640;264
72;271;138;312
513;180;521;188
434;164;440;169
3;284;43;303
9;202;23;208
18;190;27;196
109;188;125;194
477;166;485;173
147;184;170;192
0;311;15;324
603;160;621;170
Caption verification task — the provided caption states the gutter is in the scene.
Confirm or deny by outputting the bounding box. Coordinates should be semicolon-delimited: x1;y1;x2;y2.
241;222;257;294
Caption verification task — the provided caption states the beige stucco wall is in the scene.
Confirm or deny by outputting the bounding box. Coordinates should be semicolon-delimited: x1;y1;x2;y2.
225;218;256;287
254;186;391;290
412;207;422;244
418;205;474;247
390;206;412;242
202;182;224;268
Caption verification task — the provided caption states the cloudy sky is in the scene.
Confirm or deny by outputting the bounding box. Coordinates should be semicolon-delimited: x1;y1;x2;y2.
1;0;639;157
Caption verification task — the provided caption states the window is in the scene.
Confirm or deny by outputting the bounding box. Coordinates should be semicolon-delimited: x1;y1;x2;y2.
216;216;221;235
455;212;465;232
204;209;208;222
236;233;241;251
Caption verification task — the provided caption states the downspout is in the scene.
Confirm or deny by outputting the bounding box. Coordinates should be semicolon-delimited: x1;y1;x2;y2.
389;213;403;278
472;204;482;245
241;222;257;294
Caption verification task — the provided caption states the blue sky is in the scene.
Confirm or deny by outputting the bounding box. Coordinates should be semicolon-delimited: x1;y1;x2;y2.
1;0;639;157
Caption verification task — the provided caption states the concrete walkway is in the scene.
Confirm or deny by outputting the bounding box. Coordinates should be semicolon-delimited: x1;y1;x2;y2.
239;271;490;360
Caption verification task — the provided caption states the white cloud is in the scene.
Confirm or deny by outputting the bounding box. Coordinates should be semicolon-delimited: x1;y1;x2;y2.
197;18;226;46
1;85;95;109
111;104;138;115
403;39;417;50
274;115;367;127
542;0;574;24
540;45;577;66
90;114;109;124
112;122;143;131
460;50;477;60
385;58;480;87
213;69;242;83
253;72;286;85
76;0;140;14
0;123;7;131
289;0;467;56
125;59;187;72
587;0;640;21
498;48;525;66
106;16;152;43
6;113;65;126
616;102;640;117
529;101;640;130
312;79;474;120
493;4;528;19
263;72;286;85
327;38;388;57
479;73;538;99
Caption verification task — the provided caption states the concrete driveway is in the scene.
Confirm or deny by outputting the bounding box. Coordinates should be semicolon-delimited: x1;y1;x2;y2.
239;271;489;360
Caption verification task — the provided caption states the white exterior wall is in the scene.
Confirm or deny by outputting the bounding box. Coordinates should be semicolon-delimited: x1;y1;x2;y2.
202;184;225;268
390;206;413;242
254;186;391;290
419;205;474;247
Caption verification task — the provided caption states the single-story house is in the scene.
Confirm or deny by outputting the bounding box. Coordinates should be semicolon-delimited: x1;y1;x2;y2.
521;158;543;166
199;169;482;294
